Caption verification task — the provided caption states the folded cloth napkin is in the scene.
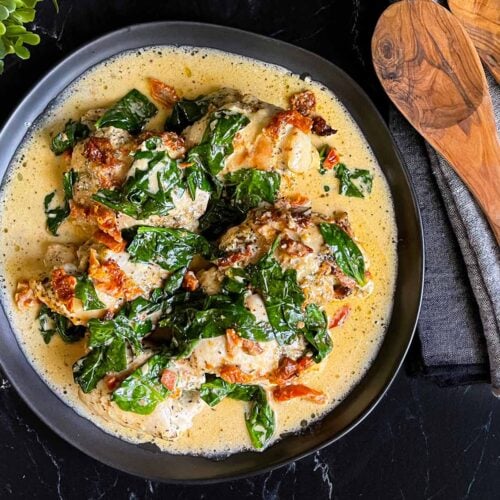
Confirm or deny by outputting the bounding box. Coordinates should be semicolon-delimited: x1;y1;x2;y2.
388;69;500;396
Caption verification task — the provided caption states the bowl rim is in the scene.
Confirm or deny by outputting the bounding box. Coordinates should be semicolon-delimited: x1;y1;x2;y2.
0;21;424;484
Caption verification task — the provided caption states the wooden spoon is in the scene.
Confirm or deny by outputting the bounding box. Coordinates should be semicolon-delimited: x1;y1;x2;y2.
372;0;500;242
449;0;500;84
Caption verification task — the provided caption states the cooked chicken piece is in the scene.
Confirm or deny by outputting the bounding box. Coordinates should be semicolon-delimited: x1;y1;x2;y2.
183;90;320;179
79;358;206;440
70;126;135;208
190;334;307;383
199;205;372;309
29;242;168;325
116;189;211;233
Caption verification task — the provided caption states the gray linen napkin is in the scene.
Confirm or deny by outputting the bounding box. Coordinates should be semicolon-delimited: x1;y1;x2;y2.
388;68;500;396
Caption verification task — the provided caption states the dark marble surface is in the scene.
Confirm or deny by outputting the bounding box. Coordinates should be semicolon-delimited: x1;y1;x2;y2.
0;1;498;498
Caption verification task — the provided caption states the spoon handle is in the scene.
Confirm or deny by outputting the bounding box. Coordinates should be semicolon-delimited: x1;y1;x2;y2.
426;95;500;243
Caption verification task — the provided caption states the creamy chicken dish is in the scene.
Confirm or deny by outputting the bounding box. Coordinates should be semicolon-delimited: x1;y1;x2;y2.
0;47;397;454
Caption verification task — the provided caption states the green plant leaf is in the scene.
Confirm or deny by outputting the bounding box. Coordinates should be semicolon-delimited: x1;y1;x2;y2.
95;89;157;133
319;222;366;285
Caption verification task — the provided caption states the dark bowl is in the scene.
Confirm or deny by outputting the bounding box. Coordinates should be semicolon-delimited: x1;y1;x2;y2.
0;22;424;483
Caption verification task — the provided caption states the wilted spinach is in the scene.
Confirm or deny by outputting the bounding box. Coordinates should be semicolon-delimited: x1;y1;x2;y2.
334;163;373;198
73;298;155;393
127;226;212;272
38;304;85;344
301;304;332;362
43;169;78;235
165;96;209;133
50;120;89;155
158;290;273;359
200;377;275;449
112;352;172;414
95;89;157;134
319;222;366;286
199;169;280;237
93;137;184;219
74;275;105;311
245;239;305;344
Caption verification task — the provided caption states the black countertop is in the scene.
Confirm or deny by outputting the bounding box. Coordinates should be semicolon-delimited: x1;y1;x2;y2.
0;1;498;498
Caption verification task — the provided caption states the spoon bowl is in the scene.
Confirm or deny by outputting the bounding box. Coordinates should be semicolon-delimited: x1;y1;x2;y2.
373;0;500;241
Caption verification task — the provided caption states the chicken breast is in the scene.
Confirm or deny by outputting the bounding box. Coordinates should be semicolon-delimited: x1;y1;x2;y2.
183;90;320;182
199;204;372;309
29;242;168;325
79;358;206;440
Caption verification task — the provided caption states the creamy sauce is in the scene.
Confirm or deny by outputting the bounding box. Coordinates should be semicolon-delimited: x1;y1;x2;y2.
0;46;397;455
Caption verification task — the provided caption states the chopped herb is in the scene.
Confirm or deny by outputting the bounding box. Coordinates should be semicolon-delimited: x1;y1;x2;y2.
334;163;373;198
50;120;89;155
319;222;366;285
95;89;157;134
112;352;172;415
38;304;85;344
200;377;275;449
323;185;330;192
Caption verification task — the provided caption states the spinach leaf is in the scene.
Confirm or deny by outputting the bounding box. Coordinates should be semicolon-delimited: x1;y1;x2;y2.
199;169;280;237
198;196;245;238
302;304;332;362
95;89;157;134
165;96;209;133
127;226;212;272
73;339;127;394
246;239;305;344
201;110;249;177
334;163;373;198
199;377;275;449
74;275;105;311
225;169;281;212
181;110;250;201
43;169;78;236
73;299;154;393
160;292;273;352
319;222;366;286
44;191;69;236
93;137;184;219
50;120;90;155
112;352;172;414
38;304;86;344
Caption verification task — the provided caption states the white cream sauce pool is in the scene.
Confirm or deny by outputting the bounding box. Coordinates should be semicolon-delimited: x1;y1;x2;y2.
0;46;397;455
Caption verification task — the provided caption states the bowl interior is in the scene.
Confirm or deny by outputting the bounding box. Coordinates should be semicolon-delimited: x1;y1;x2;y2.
0;22;423;483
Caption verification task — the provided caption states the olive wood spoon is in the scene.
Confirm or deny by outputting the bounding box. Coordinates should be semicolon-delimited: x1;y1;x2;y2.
449;0;500;84
372;0;500;243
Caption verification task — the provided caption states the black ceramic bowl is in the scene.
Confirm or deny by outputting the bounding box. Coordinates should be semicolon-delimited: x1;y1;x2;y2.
0;22;423;483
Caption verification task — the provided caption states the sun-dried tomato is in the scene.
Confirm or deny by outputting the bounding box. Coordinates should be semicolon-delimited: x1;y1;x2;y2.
148;78;179;107
220;365;254;384
51;268;77;311
329;305;351;328
312;116;337;136
160;369;177;391
273;384;326;403
289;90;316;116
